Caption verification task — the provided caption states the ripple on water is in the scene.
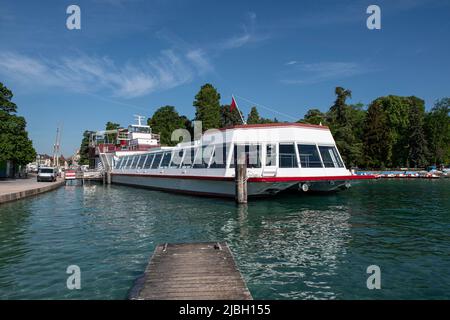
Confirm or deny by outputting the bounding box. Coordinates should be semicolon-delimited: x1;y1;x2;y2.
0;179;449;299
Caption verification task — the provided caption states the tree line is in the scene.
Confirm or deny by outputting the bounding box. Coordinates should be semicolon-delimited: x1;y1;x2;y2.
82;83;449;169
0;82;36;169
299;87;450;169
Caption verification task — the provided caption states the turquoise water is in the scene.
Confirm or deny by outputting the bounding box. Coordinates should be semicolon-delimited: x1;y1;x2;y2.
0;179;449;299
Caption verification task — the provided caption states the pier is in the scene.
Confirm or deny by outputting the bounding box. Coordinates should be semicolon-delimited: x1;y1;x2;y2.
0;177;64;204
129;242;252;300
64;170;104;185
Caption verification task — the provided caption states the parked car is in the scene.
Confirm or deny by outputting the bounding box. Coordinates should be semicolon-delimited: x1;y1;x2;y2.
37;167;58;182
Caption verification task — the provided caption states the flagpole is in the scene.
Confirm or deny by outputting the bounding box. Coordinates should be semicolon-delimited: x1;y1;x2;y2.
232;95;247;125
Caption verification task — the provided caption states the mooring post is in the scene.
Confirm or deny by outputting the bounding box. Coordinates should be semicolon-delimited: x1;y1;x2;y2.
106;170;111;185
235;152;247;204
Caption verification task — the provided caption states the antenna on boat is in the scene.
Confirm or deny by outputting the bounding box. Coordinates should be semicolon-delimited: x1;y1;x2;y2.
134;114;146;126
231;95;247;125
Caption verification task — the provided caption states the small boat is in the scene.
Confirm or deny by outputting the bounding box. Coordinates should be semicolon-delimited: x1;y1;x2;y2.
108;123;375;198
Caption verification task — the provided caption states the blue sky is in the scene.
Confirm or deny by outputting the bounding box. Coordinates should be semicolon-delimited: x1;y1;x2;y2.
0;0;449;156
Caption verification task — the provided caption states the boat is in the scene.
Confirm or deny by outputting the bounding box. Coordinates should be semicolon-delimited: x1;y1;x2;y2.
108;123;375;198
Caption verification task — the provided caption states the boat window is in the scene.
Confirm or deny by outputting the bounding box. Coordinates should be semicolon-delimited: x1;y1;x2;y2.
319;146;344;168
160;152;172;168
118;158;124;169
125;156;132;169
128;156;137;169
209;144;228;169
202;145;215;168
182;148;196;168
144;154;154;169
279;144;298;168
120;157;128;169
193;147;208;169
114;158;121;169
137;155;147;169
297;144;323;168
230;144;261;168
151;153;163;169
266;144;277;167
170;149;184;168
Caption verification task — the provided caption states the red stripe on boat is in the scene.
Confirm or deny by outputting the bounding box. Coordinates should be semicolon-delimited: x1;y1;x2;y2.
111;173;377;182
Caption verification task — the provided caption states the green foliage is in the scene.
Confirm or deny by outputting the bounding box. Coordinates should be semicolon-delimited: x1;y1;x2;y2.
247;106;261;124
407;102;428;168
425;98;450;165
105;121;120;144
79;130;93;165
299;88;448;169
260;117;279;124
0;83;36;166
0;82;17;114
300;109;326;125
0;111;37;166
220;105;243;127
363;100;391;168
329;87;352;125
148;106;187;146
362;95;427;168
193;84;222;131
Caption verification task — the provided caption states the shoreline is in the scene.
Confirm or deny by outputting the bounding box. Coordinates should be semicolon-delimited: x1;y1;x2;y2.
0;177;64;205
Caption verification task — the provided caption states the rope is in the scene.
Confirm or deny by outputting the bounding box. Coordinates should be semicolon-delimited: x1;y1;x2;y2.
234;95;299;121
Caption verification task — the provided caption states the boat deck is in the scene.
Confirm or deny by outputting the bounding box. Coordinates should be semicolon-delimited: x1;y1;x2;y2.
129;242;252;300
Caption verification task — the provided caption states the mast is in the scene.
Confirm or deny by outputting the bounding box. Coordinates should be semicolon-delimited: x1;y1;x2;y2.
53;125;62;168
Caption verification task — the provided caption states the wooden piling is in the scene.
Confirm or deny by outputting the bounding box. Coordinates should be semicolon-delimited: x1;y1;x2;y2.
235;152;247;204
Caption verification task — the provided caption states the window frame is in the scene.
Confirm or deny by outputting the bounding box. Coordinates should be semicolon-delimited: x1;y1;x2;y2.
278;143;299;168
297;143;324;168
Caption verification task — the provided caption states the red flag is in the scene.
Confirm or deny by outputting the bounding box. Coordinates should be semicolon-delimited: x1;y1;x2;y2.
230;96;237;112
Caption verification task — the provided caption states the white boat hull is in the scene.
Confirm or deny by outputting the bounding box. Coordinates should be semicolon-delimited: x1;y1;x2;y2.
111;173;296;197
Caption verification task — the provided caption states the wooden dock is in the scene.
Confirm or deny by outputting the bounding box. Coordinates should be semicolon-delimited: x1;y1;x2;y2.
129;242;252;300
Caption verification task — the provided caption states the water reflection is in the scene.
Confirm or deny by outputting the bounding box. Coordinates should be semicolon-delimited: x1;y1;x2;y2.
224;203;351;299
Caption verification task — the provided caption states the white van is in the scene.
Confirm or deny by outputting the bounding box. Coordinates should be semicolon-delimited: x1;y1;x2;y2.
37;167;58;182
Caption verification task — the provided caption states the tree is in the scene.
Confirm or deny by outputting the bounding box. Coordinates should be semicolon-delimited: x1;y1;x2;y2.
105;121;120;144
299;109;326;125
363;100;391;168
0;82;17;114
79;130;93;165
425;98;450;165
148;106;187;146
260;117;279;124
247;106;261;124
0;83;36;167
407;101;428;168
329;87;352;125
220;105;243;127
326;87;364;167
0;111;36;166
193;84;222;131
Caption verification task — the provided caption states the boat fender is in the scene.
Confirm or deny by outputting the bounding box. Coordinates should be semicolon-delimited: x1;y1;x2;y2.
301;183;309;192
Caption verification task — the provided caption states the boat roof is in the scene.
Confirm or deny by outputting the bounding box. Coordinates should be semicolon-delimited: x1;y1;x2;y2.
215;122;329;132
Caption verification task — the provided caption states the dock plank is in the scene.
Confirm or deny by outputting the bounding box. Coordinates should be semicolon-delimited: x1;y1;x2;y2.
129;242;252;300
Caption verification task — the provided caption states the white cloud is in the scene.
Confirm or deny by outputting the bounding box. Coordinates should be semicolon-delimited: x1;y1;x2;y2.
281;61;368;85
285;60;298;66
0;49;212;98
219;12;269;50
186;49;214;75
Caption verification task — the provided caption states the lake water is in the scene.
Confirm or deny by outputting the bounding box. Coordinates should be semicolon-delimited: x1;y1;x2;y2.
0;179;449;299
